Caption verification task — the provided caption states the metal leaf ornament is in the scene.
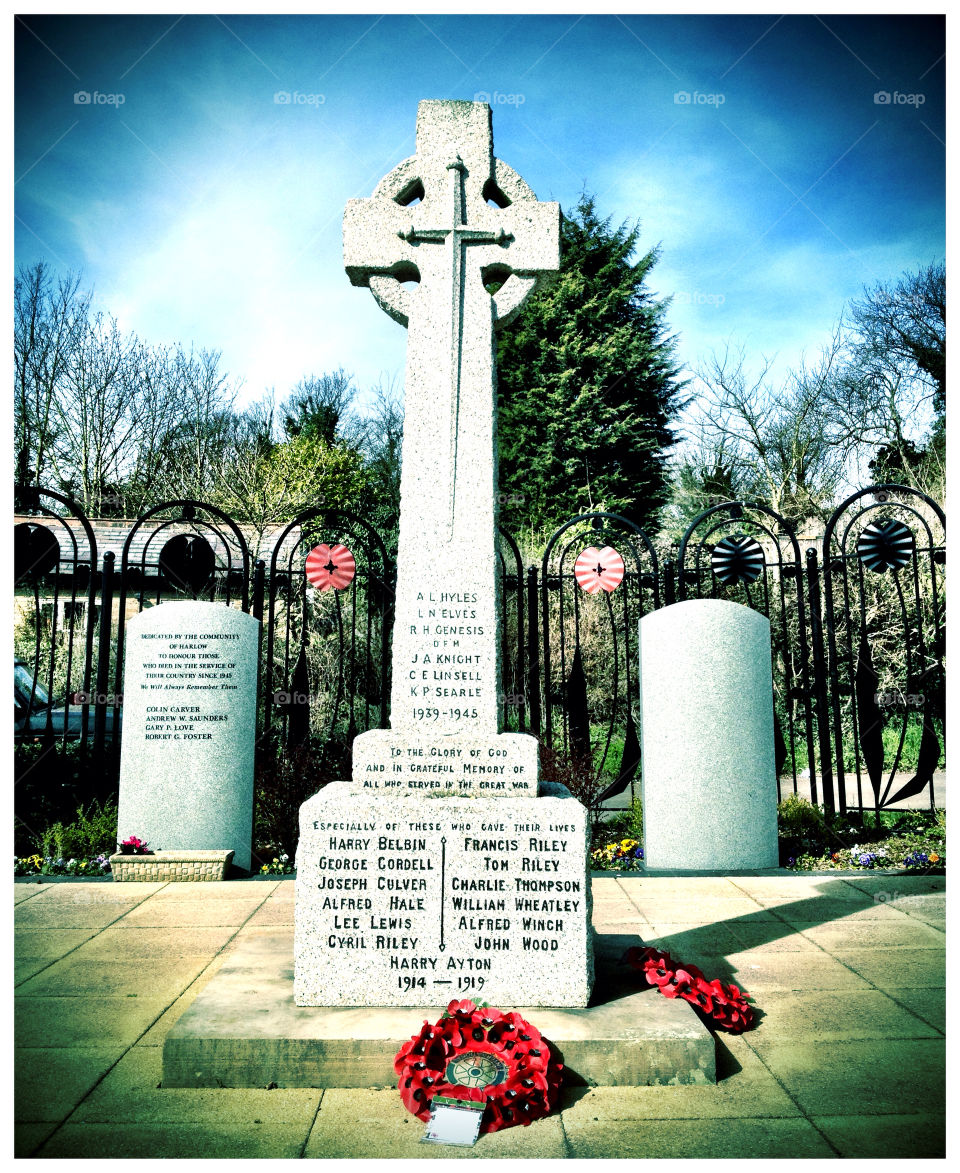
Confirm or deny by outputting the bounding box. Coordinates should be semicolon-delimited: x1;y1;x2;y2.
158;534;216;595
565;646;591;762
887;702;942;806
595;711;641;804
711;535;765;585
854;637;886;803
856;519;914;573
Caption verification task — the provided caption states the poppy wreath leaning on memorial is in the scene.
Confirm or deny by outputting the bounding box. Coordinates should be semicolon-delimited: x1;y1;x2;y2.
394;1000;564;1132
623;945;756;1032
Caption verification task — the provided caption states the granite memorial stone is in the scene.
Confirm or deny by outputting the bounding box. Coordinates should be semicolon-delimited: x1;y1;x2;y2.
117;601;260;872
295;100;594;1007
638;598;780;872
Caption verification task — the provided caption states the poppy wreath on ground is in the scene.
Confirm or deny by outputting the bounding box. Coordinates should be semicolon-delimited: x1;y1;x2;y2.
623;945;756;1033
394;999;563;1132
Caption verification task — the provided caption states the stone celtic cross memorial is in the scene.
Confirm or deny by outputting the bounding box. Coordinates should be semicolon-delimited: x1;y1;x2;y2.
295;100;594;1008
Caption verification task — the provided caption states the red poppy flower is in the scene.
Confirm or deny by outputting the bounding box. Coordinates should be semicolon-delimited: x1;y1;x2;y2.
305;543;356;591
574;545;625;593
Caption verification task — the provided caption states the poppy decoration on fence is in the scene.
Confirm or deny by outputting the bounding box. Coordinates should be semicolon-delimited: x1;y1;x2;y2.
710;534;765;586
856;518;915;573
574;545;625;594
305;543;356;591
394;1000;563;1133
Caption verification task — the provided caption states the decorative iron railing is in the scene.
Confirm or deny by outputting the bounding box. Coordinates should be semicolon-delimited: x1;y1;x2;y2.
13;484;945;819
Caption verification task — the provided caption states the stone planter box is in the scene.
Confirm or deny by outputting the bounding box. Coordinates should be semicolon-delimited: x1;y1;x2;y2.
109;850;234;882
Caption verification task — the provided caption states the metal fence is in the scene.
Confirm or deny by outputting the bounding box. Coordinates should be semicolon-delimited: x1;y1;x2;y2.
14;482;945;819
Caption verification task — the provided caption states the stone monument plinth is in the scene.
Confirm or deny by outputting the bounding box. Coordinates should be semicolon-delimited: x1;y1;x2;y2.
638;598;780;872
117;600;260;872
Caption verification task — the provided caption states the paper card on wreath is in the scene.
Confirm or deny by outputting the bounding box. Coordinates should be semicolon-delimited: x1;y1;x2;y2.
420;1095;484;1147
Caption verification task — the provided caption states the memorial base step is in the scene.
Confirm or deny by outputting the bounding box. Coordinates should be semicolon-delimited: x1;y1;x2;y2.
162;928;716;1089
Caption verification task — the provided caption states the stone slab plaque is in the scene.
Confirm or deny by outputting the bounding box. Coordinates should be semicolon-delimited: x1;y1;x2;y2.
117;601;260;872
294;780;593;1007
638;599;780;872
351;729;537;795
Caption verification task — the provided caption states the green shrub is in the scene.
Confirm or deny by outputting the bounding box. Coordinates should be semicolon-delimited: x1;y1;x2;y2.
37;799;118;860
777;794;829;838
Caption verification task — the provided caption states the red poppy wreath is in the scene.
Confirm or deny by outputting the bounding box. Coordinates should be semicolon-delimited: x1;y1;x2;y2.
394;1000;563;1133
623;945;756;1032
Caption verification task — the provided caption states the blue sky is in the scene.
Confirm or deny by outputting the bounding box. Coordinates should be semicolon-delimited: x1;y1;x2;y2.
14;12;945;414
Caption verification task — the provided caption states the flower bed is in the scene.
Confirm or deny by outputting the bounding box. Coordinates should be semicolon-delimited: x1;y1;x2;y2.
15;854;112;877
590;797;946;873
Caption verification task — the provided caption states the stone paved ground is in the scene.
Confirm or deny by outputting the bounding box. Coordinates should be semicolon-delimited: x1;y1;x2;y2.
14;873;945;1159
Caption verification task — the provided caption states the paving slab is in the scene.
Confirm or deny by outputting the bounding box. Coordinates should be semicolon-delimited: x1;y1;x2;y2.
751;989;942;1041
162;927;715;1089
74;1045;321;1123
715;949;874;992
720;920;822;952
14;1046;125;1122
139;957;228;1046
16;956;210;1001
830;946;946;988
727;876;869;900
15;957;56;984
14;927;107;960
841;875;945;896
559;1035;799;1120
243;897;296;926
884;986;945;1034
14;885;49;904
641;921;750;954
145;879;280;898
19;882;167;902
562;1116;837;1159
14;900;143;930
14;1122;60;1158
70;925;238;959
812;1113;945;1158
622;896;778;923
119;897;266;927
618;876;746;898
35;1121;313;1159
304;1088;567;1159
15;995;173;1049
761;897;922;926
797;918;945;950
746;1038;945;1116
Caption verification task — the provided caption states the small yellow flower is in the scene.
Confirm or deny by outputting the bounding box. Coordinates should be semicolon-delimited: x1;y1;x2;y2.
929;852;940;863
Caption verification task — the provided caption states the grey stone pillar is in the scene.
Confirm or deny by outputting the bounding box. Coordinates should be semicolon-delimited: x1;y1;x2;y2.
638;599;780;872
